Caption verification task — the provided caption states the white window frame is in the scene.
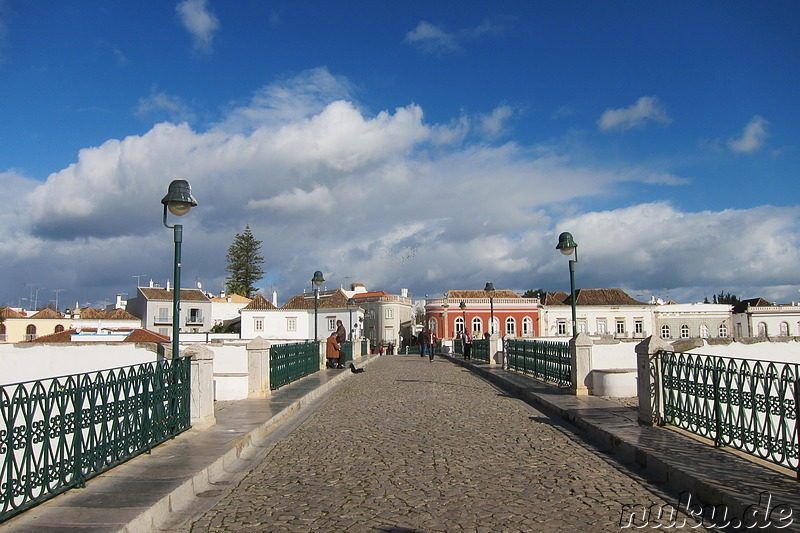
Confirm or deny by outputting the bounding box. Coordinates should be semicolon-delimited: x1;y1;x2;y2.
522;317;533;336
557;320;567;336
634;319;644;335
327;317;336;331
615;319;626;335
385;308;394;319
661;325;671;339
287;317;297;332
472;317;483;333
597;319;607;335
505;317;516;336
254;317;264;332
680;325;690;338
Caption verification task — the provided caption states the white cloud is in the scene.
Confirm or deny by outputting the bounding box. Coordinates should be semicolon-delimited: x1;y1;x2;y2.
728;115;769;154
404;21;461;55
1;68;797;308
598;96;672;132
136;88;196;123
176;0;219;55
478;105;514;138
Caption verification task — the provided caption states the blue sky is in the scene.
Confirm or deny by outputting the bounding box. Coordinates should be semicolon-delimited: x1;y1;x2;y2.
0;1;798;310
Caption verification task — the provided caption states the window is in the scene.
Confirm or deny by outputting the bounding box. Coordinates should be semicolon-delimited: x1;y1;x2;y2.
557;320;567;336
723;323;731;338
522;317;533;336
157;307;170;322
158;327;170;337
577;319;587;334
454;317;465;333
700;324;709;338
634;319;644;335
188;308;203;324
615;319;625;335
505;317;516;336
597;319;607;335
0;323;5;341
680;325;690;338
780;322;789;336
287;317;297;332
661;325;671;339
757;322;767;337
254;318;264;332
472;317;483;333
55;324;65;333
25;324;37;341
385;308;394;319
327;317;336;331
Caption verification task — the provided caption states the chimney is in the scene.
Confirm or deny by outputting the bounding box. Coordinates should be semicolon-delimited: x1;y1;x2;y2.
272;290;278;307
401;288;408;298
166;280;170;291
115;294;123;308
149;279;154;288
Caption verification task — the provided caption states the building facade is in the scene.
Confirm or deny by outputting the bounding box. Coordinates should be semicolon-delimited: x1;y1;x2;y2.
653;303;732;340
732;298;800;338
540;289;653;340
126;286;213;336
425;290;540;340
354;289;413;348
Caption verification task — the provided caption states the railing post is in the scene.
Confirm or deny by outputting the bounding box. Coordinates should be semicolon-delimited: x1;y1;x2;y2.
570;333;593;396
488;335;504;366
635;336;672;426
181;344;216;430
246;337;272;398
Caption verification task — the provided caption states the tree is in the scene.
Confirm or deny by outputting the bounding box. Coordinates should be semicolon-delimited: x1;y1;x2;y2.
711;292;740;304
523;288;547;299
225;225;265;298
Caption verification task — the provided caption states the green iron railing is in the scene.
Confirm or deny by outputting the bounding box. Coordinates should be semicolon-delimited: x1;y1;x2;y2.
404;344;421;355
472;339;490;362
341;341;354;362
656;350;799;479
1;357;191;522
506;339;571;387
360;338;368;355
270;341;320;390
453;339;463;356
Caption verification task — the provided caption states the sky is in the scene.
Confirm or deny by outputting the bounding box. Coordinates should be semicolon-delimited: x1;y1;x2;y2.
0;1;799;311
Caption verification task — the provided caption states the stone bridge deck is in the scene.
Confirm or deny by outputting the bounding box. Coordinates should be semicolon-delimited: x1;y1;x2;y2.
2;353;798;532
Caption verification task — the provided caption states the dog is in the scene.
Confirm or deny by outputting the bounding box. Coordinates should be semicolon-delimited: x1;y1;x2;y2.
350;363;365;374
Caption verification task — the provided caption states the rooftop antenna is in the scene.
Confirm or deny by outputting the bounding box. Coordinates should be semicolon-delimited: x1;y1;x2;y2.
51;289;65;311
132;274;147;287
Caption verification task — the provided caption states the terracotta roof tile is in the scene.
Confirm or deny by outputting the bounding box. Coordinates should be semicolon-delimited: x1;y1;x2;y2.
30;308;63;319
139;288;210;302
80;308;106;319
1;307;24;319
446;290;521;299
543;292;570;305
210;294;252;303
242;294;277;310
124;329;171;342
28;329;76;342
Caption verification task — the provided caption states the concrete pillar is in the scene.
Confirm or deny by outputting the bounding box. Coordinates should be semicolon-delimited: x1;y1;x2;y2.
246;337;271;398
182;344;216;430
635;336;672;426
570;332;593;396
488;335;504;366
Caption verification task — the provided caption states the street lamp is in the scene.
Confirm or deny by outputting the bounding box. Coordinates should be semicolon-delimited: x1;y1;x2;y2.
459;301;466;334
311;270;325;341
161;179;198;358
484;282;496;337
442;297;450;340
347;297;356;341
556;231;578;339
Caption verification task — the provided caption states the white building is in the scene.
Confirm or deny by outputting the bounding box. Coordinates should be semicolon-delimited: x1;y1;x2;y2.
732;298;800;338
653;302;732;340
126;286;213;336
209;293;252;329
540;288;654;340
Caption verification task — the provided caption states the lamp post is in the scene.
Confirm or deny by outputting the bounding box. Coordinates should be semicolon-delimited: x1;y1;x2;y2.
442;299;450;340
459;301;466;335
347;297;355;341
556;231;578;339
484;282;496;337
311;271;324;341
161;179;198;358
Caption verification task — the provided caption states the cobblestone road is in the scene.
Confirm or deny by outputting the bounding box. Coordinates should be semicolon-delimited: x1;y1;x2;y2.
183;355;711;532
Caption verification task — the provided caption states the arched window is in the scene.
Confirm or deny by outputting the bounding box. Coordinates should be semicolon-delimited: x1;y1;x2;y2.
522;317;533;336
491;316;500;335
472;317;482;333
719;323;728;338
55;324;65;333
505;317;516;336
454;317;465;333
780;322;789;336
0;323;6;340
757;322;768;337
661;325;671;339
700;324;709;339
680;325;690;338
25;324;37;341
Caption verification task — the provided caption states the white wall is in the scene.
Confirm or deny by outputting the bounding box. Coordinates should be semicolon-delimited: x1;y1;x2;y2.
0;344;160;385
209;345;249;401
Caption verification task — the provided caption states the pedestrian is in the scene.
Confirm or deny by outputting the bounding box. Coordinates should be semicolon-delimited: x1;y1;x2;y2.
418;328;427;359
335;319;347;368
325;332;340;369
427;328;437;361
463;329;472;360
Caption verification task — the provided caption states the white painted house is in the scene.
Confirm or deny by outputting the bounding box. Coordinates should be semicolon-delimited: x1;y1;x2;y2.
732;298;800;338
653;302;732;340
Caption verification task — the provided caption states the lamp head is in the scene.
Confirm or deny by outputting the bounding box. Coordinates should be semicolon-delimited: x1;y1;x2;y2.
556;232;577;255
311;270;325;286
459;301;466;310
161;179;198;216
484;282;495;294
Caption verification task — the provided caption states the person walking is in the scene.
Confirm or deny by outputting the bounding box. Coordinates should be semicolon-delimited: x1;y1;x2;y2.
427;328;437;361
463;329;472;360
418;328;427;359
